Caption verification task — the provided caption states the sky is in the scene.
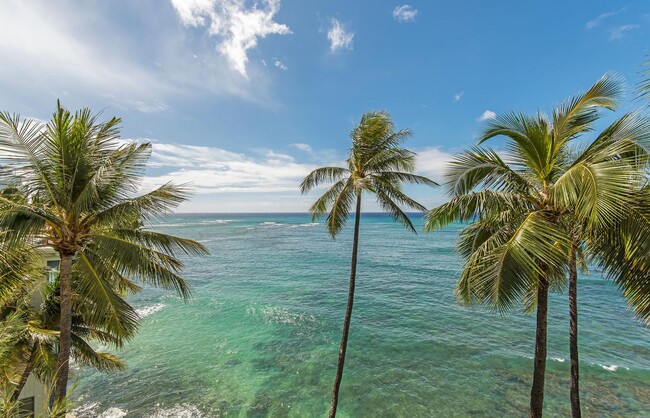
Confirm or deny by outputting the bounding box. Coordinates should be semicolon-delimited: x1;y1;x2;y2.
1;0;649;212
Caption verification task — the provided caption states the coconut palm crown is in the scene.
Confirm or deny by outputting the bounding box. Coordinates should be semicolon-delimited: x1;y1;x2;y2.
301;111;438;235
0;102;208;404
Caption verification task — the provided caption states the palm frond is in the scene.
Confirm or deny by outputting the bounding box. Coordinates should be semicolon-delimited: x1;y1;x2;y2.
424;190;531;231
552;72;622;146
325;179;356;238
300;167;350;193
445;146;533;196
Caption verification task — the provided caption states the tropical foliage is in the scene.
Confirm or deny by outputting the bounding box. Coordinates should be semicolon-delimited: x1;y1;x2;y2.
301;111;437;417
424;74;650;417
0;102;208;408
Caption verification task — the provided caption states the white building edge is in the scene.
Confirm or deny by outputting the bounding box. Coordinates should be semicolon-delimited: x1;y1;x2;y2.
16;247;60;418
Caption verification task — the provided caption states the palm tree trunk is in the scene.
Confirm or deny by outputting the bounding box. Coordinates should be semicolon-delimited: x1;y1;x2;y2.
329;193;362;418
10;362;32;402
569;240;581;418
54;253;73;404
530;275;549;418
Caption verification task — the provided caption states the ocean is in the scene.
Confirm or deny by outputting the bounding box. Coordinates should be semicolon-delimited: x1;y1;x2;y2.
73;213;650;417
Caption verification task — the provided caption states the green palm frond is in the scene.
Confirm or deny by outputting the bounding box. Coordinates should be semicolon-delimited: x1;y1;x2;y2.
73;142;152;216
445;146;533;196
300;167;350;193
424;190;531;231
87;234;192;300
70;335;126;372
88;182;192;227
552;72;622;145
325;180;356;238
375;189;417;233
457;211;569;313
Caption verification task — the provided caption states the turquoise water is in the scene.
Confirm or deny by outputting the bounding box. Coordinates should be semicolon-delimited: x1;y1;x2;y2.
73;213;650;417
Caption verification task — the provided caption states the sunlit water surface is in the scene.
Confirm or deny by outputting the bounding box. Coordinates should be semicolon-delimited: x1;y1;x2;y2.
73;214;650;417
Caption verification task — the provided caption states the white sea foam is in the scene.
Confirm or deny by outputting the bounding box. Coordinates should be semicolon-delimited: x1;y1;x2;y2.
99;407;128;418
136;303;165;318
600;364;629;372
72;402;100;417
260;221;279;225
291;222;320;228
247;305;317;325
200;219;234;224
146;403;203;417
551;357;565;363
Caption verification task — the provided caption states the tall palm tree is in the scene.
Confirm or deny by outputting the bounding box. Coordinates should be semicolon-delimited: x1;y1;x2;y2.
300;111;437;417
0;102;208;406
424;74;648;417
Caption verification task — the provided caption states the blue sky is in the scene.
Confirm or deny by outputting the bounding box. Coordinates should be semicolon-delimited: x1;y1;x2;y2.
1;0;649;212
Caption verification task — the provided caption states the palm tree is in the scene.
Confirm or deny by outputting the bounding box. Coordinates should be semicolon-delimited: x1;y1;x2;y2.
0;101;208;406
1;279;128;403
300;111;437;417
424;74;648;417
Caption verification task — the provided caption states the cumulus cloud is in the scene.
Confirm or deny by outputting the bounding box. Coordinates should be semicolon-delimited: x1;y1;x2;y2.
327;19;354;52
393;5;418;23
170;0;292;77
415;147;454;181
273;58;288;71
477;110;497;121
609;24;640;41
586;8;625;29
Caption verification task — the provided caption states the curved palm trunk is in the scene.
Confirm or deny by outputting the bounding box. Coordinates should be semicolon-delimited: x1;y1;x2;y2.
329;193;362;418
10;362;32;402
54;253;73;404
530;275;548;418
569;241;581;418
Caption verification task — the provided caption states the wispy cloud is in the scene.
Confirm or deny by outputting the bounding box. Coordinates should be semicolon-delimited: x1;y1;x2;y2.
393;5;418;23
0;1;286;112
453;91;464;103
327;19;354;52
0;1;174;113
290;143;313;153
477;110;496;121
586;8;626;29
170;0;292;77
273;58;288;71
609;24;640;41
142;142;317;194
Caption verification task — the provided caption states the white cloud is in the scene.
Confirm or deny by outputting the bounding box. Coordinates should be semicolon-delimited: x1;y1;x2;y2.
0;1;285;113
273;58;288;71
327;19;354;52
0;1;173;113
477;110;497;121
453;91;464;102
393;5;418;23
170;0;291;77
290;143;313;153
609;24;640;41
140;141;324;194
415;147;454;181
586;8;626;29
